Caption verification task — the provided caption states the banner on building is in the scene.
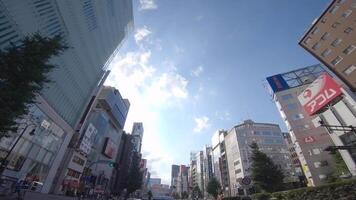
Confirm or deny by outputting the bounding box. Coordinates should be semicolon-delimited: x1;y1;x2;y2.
102;138;116;158
298;73;342;115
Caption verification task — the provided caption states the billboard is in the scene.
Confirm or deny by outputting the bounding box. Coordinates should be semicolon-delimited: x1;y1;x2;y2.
102;138;117;159
298;73;342;115
266;74;290;93
79;123;97;155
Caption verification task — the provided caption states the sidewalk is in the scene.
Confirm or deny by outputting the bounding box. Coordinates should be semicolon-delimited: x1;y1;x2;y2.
1;191;79;200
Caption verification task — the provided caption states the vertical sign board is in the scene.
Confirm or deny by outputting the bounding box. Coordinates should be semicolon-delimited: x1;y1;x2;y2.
298;73;342;116
102;138;116;159
266;74;290;93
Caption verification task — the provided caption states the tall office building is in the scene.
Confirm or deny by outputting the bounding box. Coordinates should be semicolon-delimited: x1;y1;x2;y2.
266;64;336;186
176;165;189;196
171;164;180;188
188;153;197;190
132;122;144;153
62;86;130;195
211;130;230;196
299;0;356;91
203;146;213;197
0;0;133;194
195;151;205;195
224;120;295;196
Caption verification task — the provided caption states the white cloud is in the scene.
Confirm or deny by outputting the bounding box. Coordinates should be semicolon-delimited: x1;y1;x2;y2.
193;116;211;133
139;0;157;10
191;65;204;77
134;26;152;45
106;36;188;184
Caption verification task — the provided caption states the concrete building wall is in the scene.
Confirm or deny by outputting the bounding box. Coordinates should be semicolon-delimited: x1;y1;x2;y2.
299;0;356;92
225;120;295;195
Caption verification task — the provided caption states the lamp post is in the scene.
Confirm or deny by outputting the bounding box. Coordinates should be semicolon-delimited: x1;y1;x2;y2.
0;124;36;176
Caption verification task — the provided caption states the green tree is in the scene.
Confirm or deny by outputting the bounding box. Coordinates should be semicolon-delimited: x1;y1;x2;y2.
206;177;221;199
332;151;350;179
191;186;202;199
181;191;188;199
326;151;350;183
127;154;143;195
250;142;284;193
0;33;68;138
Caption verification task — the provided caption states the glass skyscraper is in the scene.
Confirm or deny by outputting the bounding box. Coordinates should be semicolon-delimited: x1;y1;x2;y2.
0;0;133;194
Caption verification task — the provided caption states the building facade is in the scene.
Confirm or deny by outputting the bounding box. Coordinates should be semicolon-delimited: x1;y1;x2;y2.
211;130;230;196
224;120;294;195
0;0;133;194
171;164;179;189
132;122;144;153
266;64;336;186
297;73;356;176
59;86;130;195
299;0;356;91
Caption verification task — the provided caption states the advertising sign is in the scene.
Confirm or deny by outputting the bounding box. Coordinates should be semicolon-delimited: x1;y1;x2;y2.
102;138;116;159
303;136;315;143
266;74;290;93
298;73;342;115
79;123;97;155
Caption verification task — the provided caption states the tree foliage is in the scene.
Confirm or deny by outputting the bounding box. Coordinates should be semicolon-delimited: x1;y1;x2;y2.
250;142;284;193
127;153;143;195
0;33;68;138
191;185;202;199
207;177;221;199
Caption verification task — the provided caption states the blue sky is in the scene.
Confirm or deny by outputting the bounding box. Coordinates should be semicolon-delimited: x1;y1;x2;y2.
106;0;329;184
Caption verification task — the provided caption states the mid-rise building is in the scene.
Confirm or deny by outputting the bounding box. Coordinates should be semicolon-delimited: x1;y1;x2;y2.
132;122;144;153
61;86;130;195
188;153;197;190
203;146;213;197
224;120;294;195
283;132;307;186
299;0;356;92
176;165;189;196
171;164;179;188
266;64;336;186
149;178;162;186
211;130;230;196
0;0;133;194
195;151;205;195
297;73;356;176
111;132;135;194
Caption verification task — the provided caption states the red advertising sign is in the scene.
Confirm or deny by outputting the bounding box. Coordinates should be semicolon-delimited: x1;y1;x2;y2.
303;136;315;143
298;73;342;115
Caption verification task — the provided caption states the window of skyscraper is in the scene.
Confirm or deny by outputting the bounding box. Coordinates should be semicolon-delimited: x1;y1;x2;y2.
321;48;332;57
343;65;356;75
331;56;343;65
281;93;293;101
331;38;342;47
341;9;352;18
321;32;330;40
329;5;339;14
344;27;353;34
343;45;355;55
286;103;298;110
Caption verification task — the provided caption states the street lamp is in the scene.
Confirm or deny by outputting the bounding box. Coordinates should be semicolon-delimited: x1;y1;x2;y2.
0;124;36;175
